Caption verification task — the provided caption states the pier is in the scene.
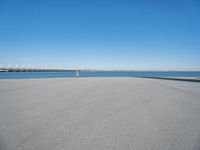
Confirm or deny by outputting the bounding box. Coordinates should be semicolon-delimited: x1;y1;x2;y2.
0;66;80;72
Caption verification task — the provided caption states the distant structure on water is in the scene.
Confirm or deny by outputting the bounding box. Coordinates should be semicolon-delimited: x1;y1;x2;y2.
0;66;79;73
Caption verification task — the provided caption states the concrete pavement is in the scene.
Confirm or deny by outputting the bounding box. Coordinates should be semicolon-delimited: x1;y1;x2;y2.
0;77;200;150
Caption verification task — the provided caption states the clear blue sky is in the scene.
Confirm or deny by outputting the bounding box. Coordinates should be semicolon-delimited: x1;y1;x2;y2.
0;0;200;70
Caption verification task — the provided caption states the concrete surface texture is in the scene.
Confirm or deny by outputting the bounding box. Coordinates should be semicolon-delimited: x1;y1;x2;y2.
0;77;200;150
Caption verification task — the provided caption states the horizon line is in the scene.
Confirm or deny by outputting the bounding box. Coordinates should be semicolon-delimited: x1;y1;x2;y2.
1;66;200;72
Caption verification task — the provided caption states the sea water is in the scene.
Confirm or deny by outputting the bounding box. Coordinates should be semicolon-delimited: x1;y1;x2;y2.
0;71;200;79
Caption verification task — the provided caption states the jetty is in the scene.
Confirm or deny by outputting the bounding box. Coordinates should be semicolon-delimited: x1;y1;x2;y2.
0;66;80;72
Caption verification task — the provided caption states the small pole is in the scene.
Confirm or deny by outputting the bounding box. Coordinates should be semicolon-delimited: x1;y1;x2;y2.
76;70;80;77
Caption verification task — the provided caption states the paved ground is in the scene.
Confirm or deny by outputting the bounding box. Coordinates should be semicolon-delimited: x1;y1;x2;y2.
0;77;200;150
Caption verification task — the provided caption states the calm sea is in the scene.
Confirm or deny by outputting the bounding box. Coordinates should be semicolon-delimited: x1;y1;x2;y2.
0;71;200;79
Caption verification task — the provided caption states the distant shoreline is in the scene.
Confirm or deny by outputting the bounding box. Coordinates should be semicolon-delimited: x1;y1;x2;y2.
138;76;200;83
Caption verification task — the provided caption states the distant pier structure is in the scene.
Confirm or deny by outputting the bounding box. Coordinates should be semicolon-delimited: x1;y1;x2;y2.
0;66;80;73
